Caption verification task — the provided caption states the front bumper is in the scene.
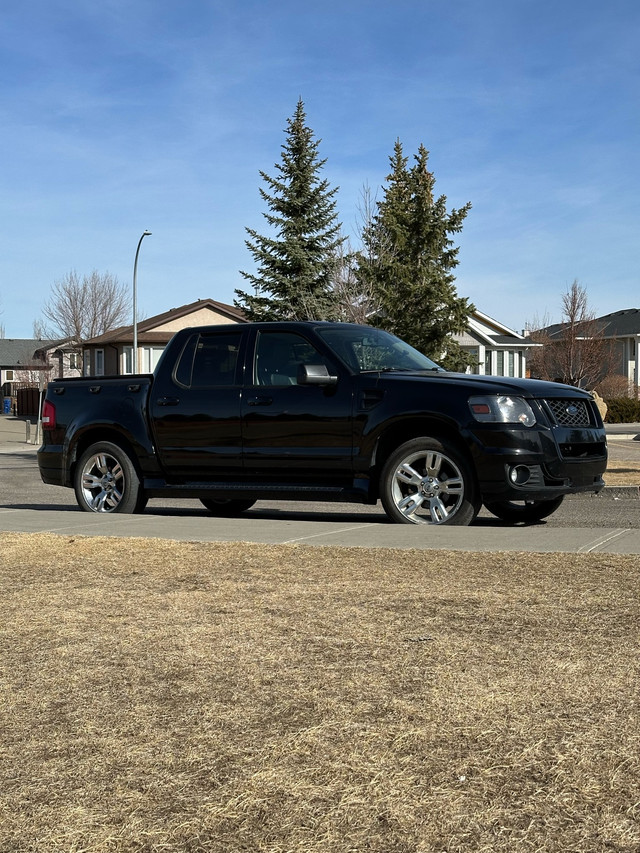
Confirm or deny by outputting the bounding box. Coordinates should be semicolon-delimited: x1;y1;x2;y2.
468;423;607;502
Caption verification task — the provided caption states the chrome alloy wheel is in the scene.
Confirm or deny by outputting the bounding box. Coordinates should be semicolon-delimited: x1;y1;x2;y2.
80;451;126;512
390;449;465;524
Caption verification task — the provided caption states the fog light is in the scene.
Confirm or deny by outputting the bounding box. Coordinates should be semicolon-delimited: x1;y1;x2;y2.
509;465;531;485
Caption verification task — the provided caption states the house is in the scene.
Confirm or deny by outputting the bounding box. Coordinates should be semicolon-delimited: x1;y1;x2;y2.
82;298;247;376
451;310;536;377
0;338;61;414
33;338;83;379
540;308;639;393
596;309;640;391
81;297;536;380
0;337;57;393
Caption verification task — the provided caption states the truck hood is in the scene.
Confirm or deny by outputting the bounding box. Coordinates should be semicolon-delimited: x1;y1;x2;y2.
376;371;591;400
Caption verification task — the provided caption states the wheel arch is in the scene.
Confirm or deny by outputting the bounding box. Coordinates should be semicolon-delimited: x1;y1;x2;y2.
69;428;144;486
370;417;477;500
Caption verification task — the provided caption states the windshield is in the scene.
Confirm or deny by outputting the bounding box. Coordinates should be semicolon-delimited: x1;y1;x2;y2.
317;326;443;373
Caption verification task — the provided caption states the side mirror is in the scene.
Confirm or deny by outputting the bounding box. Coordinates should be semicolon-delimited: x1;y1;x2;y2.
297;364;338;386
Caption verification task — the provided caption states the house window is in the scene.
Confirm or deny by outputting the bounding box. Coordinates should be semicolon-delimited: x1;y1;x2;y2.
508;351;515;377
123;347;133;375
496;352;504;375
69;353;81;371
484;351;492;375
140;347;164;374
95;349;105;376
5;370;14;381
466;348;479;374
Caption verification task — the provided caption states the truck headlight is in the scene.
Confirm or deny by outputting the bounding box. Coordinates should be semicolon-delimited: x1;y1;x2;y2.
469;395;536;427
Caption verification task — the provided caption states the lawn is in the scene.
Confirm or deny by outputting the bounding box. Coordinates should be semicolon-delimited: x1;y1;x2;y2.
1;533;639;852
604;459;640;486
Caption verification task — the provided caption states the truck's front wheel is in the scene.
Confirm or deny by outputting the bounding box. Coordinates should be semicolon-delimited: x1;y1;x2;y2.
484;496;564;524
380;437;479;525
74;442;146;514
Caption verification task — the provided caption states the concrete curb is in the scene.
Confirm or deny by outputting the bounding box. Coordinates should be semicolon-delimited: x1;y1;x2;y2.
573;486;640;500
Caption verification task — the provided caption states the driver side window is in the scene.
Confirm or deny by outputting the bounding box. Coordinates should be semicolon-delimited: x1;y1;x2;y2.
254;331;332;387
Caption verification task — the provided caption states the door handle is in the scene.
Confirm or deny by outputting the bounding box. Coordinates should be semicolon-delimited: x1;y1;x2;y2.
157;396;180;406
247;396;273;406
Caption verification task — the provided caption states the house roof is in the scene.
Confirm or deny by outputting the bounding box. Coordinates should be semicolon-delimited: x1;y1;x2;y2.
489;334;532;347
84;298;247;346
596;308;640;338
542;307;640;340
470;309;526;340
0;339;58;367
33;337;79;358
459;310;533;348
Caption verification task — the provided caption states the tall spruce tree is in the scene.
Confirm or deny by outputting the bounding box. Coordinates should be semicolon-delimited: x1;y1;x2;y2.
235;99;344;320
358;141;474;369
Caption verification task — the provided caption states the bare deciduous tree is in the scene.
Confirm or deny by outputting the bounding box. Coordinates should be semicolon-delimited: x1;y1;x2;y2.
331;240;378;324
41;270;131;344
527;280;615;388
330;186;385;324
15;364;51;387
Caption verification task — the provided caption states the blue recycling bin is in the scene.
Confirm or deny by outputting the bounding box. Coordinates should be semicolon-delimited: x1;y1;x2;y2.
3;397;11;415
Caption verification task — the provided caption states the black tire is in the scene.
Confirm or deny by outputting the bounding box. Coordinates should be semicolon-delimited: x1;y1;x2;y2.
133;494;149;513
200;498;256;516
74;441;145;514
484;496;564;524
380;437;480;525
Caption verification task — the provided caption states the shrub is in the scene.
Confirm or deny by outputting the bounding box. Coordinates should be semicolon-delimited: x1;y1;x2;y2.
595;374;635;399
604;397;640;423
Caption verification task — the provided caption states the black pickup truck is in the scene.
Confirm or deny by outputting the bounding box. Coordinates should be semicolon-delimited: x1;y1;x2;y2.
38;321;607;525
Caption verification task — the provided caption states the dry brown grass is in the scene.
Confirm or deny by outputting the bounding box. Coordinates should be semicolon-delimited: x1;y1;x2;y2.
1;533;640;853
604;460;640;486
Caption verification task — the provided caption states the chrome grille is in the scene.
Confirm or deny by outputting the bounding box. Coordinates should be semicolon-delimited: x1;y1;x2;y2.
545;398;592;427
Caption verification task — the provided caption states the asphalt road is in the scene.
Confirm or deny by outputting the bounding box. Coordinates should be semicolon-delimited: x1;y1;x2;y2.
1;424;639;554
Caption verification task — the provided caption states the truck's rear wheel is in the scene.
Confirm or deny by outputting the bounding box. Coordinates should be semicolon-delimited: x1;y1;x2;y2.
200;498;256;516
380;437;479;525
74;441;146;514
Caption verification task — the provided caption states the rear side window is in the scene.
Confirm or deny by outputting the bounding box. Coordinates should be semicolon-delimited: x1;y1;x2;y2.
174;331;243;388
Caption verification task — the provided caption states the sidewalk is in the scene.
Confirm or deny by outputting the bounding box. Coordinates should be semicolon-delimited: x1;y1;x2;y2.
606;422;640;440
0;415;39;451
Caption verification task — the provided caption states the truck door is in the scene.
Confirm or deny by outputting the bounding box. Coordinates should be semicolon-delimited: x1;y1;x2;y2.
241;329;354;485
150;329;244;481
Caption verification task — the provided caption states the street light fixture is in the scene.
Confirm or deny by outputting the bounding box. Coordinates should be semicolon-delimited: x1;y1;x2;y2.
132;230;152;373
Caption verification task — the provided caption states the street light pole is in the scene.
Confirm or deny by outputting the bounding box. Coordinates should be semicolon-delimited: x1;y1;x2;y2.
132;230;152;373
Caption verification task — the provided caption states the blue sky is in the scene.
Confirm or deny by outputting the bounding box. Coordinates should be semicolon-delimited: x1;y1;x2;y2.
1;0;638;338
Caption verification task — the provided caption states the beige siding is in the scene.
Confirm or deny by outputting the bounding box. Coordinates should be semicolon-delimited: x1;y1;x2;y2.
153;307;237;333
454;331;477;346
